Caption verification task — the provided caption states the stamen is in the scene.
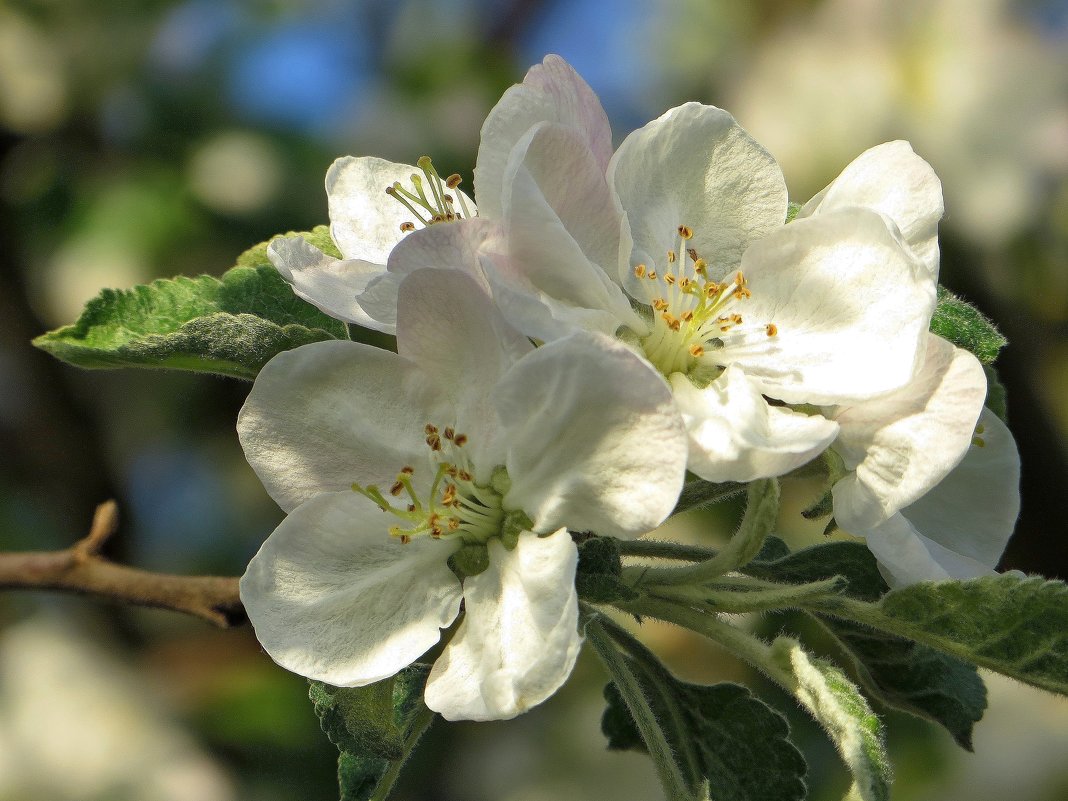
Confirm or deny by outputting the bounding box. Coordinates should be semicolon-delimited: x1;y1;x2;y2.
677;225;694;240
399;221;416;233
667;250;677;263
634;263;647;278
765;323;778;337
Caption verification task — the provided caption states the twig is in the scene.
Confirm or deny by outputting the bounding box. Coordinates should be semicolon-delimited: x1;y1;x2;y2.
0;501;245;627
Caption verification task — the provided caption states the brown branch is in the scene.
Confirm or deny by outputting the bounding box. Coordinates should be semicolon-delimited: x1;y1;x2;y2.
0;501;246;627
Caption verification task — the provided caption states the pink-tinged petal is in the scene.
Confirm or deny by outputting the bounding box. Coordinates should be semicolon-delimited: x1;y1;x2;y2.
493;122;642;339
424;528;581;721
723;207;936;405
798;141;943;278
475;55;613;220
240;492;463;687
670;366;840;483
395;269;533;474
238;340;448;512
327;156;474;264
832;335;987;531
268;236;392;331
496;333;687;539
609;102;787;295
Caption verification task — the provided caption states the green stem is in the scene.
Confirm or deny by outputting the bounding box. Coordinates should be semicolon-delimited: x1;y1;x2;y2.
622;576;846;614
673;479;746;514
627;480;779;589
616;539;719;562
585;610;694;801
368;705;435;801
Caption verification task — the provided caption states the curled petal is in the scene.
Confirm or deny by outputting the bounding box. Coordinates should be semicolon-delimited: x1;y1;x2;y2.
475;54;613;220
424;528;581;721
240;492;463;686
726;207;936;405
268;236;391;331
798;141;943;278
496;333;687;539
832;335;987;530
238;340;447;511
670;366;840;483
609;102;787;295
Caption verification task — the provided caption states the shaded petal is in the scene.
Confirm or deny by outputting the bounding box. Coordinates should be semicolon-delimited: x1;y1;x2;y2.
357;219;503;330
723;207;936;404
861;513;955;586
609;102;787;297
424;528;581;721
268;236;391;331
899;408;1019;571
238;340;447;512
670;366;840;483
798;141;943;278
494;122;643;340
832;335;987;530
327;156;474;264
240;492;463;686
496;333;686;539
475;54;613;220
396;269;533;475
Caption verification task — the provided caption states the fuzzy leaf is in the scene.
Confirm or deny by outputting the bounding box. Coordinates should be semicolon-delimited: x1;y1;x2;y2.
34;228;348;379
773;639;892;801
576;536;637;603
817;617;987;750
602;672;807;800
746;539;889;602
929;287;1006;364
310;664;433;801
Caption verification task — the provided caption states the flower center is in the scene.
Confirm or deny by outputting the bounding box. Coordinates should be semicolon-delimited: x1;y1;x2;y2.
385;156;474;233
351;423;525;547
633;224;779;379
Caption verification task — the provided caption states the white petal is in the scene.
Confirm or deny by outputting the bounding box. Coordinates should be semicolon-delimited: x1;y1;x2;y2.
358;219;503;330
268;236;391;331
831;335;987;530
475;54;613;220
240;492;463;686
327;157;474;264
670;366;840;483
395;269;533;474
496;122;643;338
496;333;687;539
860;512;954;586
798;141;943;278
608;102;787;297
724;207;936;405
899;408;1019;571
424;528;581;721
238;340;448;512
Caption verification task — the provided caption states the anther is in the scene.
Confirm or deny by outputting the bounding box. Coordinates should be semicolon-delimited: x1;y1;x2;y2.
446;174;462;189
390;481;404;496
662;313;681;331
687;248;699;262
634;263;647;278
667;250;677;263
426;433;442;451
454;434;468;447
424;424;438;434
680;310;694;322
443;427;455;440
399;221;416;232
765;323;778;337
401;466;415;475
652;298;669;311
677;225;694;240
694;259;708;276
664;274;676;285
689;344;705;357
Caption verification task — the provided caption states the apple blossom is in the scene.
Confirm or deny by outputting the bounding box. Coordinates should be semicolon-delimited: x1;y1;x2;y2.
238;269;687;721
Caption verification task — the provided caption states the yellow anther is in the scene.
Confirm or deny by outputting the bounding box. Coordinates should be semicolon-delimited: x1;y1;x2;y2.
443;426;455;440
677;225;694;240
652;298;669;311
687;248;699;262
425;423;438;434
765;323;778;337
400;534;412;545
454;433;468;447
446;173;462;188
662;313;681;331
664;274;676;285
680;310;694;322
730;313;743;324
399;221;416;232
426;433;442;451
694;258;707;275
389;481;405;496
647;270;657;280
634;263;647;278
705;283;720;298
689;343;705;357
667;250;677;263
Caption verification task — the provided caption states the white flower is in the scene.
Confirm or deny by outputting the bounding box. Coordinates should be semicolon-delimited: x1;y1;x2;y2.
420;87;938;482
266;156;475;332
828;333;1018;585
238;269;687;721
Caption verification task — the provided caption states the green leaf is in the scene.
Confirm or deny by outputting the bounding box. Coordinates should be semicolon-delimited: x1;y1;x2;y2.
816;617;987;750
33;228;348;379
772;638;892;801
746;540;889;602
672;478;745;514
602;678;807;801
310;664;434;801
824;575;1068;696
576;536;638;603
929;287;1007;364
590;614;807;801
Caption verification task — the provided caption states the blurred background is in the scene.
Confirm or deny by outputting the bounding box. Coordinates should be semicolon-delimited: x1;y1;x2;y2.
1;0;1066;799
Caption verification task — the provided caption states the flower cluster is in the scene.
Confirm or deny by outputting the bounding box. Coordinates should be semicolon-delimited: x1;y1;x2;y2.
239;56;1019;722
